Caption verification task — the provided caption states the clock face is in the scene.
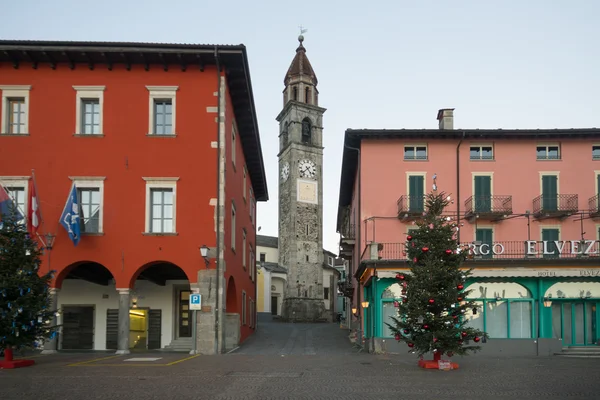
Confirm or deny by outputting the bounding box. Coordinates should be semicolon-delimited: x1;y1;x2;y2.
297;179;317;204
298;159;316;179
281;162;290;182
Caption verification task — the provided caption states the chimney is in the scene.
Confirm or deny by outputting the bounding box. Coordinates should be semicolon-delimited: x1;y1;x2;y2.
437;108;455;130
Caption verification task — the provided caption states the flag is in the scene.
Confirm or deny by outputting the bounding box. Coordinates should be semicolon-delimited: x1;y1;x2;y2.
27;178;40;234
59;182;81;246
0;184;24;222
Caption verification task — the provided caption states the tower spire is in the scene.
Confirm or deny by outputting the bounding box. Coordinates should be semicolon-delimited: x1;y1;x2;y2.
283;33;318;106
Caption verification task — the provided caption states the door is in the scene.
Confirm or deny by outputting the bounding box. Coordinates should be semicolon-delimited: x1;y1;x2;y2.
542;175;558;211
271;296;278;315
474;176;492;212
105;309;119;350
178;290;191;338
148;310;162;349
62;306;94;350
408;175;424;212
552;301;598;346
542;228;559;258
476;228;493;259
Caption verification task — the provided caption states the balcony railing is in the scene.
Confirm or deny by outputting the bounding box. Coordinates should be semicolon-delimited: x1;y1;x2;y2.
464;195;513;218
589;194;600;217
369;241;600;262
341;223;356;240
397;195;425;218
532;194;578;217
337;281;354;298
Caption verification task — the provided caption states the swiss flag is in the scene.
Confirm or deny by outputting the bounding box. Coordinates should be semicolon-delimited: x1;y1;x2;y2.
27;179;40;234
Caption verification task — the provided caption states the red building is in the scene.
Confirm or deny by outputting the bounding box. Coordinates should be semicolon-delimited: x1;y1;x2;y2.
0;40;268;354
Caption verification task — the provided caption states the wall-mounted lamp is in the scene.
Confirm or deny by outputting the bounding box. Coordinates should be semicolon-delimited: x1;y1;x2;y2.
352;307;357;316
44;233;56;250
200;245;210;267
361;301;370;308
543;298;553;307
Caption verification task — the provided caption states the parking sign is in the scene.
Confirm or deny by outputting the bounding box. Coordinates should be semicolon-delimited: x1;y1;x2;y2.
190;293;202;310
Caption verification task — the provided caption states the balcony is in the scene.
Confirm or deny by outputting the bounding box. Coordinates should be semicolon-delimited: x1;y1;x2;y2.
532;194;578;219
464;195;512;221
337;281;354;299
367;240;600;263
339;222;356;258
589;194;600;218
397;195;425;220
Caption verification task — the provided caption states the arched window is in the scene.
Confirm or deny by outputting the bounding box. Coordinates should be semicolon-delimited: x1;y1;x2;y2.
292;86;298;101
381;283;405;337
464;282;533;339
282;122;289;146
305;87;311;104
301;118;311;144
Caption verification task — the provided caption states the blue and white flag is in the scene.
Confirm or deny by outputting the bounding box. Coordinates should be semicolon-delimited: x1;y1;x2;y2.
59;183;81;246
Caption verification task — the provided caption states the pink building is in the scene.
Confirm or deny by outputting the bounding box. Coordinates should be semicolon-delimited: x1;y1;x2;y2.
337;109;600;356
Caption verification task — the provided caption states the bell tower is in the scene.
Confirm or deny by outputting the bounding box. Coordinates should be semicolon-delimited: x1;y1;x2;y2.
276;34;327;322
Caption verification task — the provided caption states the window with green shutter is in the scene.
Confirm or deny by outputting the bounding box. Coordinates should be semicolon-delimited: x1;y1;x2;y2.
408;175;424;212
542;229;559;258
541;175;558;211
474;175;492;212
475;228;493;259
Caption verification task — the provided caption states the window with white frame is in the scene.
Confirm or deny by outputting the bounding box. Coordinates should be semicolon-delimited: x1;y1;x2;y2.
146;86;178;135
231;123;237;168
1;177;28;223
242;291;247;325
536;144;560;160
73;86;105;135
143;177;178;234
1;85;31;135
259;252;266;262
242;228;247;269
327;256;333;266
593;145;600;160
250;246;255;281
231;201;236;251
71;177;105;233
249;188;255;226
404;145;427;160
243;166;247;202
470;144;494;160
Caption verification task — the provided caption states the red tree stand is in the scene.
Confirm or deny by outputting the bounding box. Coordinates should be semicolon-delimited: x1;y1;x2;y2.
418;351;459;370
0;347;36;369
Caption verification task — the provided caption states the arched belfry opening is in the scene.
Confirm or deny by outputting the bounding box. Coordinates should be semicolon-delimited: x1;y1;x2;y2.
305;87;311;104
301;118;312;144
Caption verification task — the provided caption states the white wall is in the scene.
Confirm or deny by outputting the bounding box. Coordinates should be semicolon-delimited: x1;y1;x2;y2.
323;269;334;310
257;245;279;263
57;279;188;350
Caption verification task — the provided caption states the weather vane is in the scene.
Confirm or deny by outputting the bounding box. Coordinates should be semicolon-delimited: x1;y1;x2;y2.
299;25;308;35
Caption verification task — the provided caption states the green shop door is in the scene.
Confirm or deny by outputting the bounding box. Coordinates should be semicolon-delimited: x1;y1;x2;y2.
551;301;598;346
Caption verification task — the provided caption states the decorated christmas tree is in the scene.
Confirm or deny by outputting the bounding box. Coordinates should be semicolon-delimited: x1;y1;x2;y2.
386;186;488;369
0;201;57;368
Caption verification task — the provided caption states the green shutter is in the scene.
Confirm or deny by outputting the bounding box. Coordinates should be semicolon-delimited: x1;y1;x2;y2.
474;176;491;212
542;175;558;211
542;228;559;258
408;176;424;212
476;228;493;259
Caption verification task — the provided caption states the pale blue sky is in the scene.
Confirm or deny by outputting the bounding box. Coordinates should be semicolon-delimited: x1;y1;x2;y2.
2;0;599;254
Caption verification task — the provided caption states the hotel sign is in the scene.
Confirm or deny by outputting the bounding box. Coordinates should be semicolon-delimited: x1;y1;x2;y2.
468;240;599;256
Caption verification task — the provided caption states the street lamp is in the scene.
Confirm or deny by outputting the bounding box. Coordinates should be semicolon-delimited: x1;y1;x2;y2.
199;245;210;267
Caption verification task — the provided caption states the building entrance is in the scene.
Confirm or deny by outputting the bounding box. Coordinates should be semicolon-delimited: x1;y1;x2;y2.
552;301;598;346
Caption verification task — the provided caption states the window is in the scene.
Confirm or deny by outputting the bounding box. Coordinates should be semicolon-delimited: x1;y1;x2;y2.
71;177;105;234
243;167;247;202
541;228;560;259
231;201;236;251
73;86;104;135
281;122;289;146
242;229;247;269
593;145;600;160
259;252;266;263
536;144;560;160
305;87;310;104
250;246;255;281
470;145;493;160
3;185;25;224
404;145;427;160
301;118;311;144
324;287;329;300
381;283;404;337
242;291;247;325
146;86;178;135
475;228;494;260
231;123;237;168
292;86;298;101
541;174;558;212
407;174;425;212
143;177;178;234
249;188;255;226
1;85;31;135
327;256;333;266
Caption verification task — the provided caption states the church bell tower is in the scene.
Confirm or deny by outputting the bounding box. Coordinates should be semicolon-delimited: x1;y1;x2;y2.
276;34;327;322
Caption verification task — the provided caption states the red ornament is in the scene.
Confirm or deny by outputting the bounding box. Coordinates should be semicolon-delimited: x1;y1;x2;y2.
413;257;417;262
402;298;408;303
422;247;429;252
433;338;438;342
393;301;399;307
395;334;401;341
461;332;468;337
428;299;435;304
407;235;413;241
457;297;463;302
474;337;480;342
423;324;429;330
445;249;452;255
457;284;464;290
403;329;409;334
396;273;405;280
452;315;458;319
407;342;414;347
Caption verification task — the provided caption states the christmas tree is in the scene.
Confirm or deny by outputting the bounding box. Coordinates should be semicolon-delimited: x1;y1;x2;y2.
386;188;488;367
0;201;57;367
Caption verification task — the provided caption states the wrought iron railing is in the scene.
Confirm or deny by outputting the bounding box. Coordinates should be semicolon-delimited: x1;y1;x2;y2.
341;223;356;240
367;241;600;262
532;194;578;215
589;194;600;216
397;195;425;216
464;195;513;215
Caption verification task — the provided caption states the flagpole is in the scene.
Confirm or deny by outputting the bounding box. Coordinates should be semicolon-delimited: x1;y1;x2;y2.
31;169;43;226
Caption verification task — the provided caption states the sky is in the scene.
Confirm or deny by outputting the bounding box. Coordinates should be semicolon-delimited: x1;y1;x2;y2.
2;0;599;254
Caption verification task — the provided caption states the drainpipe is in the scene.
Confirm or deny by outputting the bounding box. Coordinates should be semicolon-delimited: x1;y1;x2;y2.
214;45;222;355
456;131;466;243
344;142;361;336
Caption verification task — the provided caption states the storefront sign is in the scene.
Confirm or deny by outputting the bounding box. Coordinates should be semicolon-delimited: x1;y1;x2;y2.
375;269;600;279
469;240;599;256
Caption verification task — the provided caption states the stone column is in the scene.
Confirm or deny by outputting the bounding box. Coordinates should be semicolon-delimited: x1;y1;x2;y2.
41;288;60;354
116;288;131;355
